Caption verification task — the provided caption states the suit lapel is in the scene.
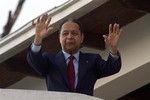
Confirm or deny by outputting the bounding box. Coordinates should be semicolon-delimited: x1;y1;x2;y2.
76;52;89;90
55;51;70;89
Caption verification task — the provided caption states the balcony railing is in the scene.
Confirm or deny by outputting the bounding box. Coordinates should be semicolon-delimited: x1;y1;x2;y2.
0;89;103;100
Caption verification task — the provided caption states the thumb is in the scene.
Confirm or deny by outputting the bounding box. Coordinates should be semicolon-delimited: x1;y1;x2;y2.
103;35;108;42
44;27;54;38
103;35;107;38
46;27;54;36
47;27;54;33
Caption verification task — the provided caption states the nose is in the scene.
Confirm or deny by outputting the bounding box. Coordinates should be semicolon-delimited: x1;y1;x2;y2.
67;32;73;39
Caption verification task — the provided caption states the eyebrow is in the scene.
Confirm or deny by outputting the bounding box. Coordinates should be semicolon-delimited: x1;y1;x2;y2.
62;30;79;32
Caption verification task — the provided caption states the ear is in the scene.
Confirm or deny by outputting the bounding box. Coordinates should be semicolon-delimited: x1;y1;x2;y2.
81;33;84;43
59;33;61;43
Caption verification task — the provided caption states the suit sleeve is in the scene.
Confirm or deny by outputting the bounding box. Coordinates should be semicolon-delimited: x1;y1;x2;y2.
96;52;121;78
27;45;49;77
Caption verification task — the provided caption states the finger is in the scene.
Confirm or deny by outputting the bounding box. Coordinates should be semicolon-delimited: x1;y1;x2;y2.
113;23;117;33
116;24;120;34
37;16;40;23
118;28;122;37
43;13;49;24
109;24;112;34
46;16;52;26
44;13;48;22
41;14;46;22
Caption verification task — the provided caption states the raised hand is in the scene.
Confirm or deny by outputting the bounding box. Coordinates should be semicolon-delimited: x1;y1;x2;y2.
34;13;54;45
103;23;122;55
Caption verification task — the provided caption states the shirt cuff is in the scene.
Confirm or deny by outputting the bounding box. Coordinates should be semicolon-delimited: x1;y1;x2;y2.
31;43;42;53
110;52;119;60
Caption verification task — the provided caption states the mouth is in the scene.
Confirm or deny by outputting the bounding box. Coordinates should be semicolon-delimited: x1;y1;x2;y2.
66;42;74;46
66;40;74;44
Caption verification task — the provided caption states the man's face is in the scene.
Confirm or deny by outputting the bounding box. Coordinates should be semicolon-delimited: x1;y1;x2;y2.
59;21;84;54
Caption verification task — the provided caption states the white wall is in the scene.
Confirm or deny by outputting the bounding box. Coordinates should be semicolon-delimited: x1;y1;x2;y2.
93;14;150;99
94;14;150;87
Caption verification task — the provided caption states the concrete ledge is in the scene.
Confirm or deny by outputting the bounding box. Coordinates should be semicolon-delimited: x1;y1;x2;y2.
0;89;102;100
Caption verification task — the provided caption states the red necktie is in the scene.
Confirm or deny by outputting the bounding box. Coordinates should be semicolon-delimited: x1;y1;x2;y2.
67;54;75;91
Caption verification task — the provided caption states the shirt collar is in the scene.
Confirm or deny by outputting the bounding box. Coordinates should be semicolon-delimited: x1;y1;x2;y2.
62;50;79;61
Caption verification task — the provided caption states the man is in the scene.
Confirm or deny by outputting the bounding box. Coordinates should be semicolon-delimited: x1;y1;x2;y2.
27;13;122;96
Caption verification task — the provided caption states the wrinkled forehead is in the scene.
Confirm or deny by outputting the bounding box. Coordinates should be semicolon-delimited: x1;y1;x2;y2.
61;21;80;31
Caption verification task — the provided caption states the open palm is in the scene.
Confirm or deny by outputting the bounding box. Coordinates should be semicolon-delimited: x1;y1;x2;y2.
103;23;122;54
35;13;54;39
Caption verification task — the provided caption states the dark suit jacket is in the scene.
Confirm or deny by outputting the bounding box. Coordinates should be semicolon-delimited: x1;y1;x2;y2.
27;48;121;96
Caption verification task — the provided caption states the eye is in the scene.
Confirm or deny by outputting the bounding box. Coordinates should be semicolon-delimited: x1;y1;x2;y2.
72;31;78;36
62;32;68;36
